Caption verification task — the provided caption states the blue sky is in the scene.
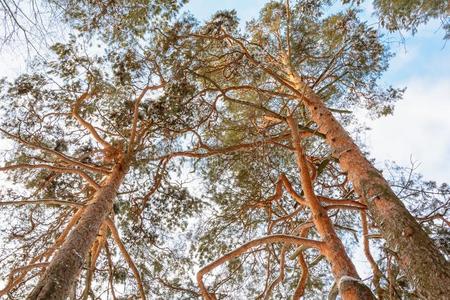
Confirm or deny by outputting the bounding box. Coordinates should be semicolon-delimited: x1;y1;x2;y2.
0;0;447;290
182;1;450;278
1;0;448;183
365;22;450;183
185;0;450;183
183;0;267;23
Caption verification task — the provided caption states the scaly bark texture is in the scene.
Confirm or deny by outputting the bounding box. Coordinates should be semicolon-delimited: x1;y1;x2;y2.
287;70;450;298
27;160;128;300
338;276;376;300
288;117;375;300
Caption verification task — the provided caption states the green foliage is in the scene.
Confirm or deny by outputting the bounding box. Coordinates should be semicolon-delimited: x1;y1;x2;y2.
0;19;205;297
203;10;240;35
373;0;449;38
343;0;450;38
55;0;187;42
0;0;447;299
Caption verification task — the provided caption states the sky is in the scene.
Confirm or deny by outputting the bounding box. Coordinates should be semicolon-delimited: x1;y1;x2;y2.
365;25;450;183
0;0;448;288
183;0;450;280
184;0;450;184
1;1;448;182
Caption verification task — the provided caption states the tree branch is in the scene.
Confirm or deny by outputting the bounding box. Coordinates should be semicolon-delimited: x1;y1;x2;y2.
159;133;290;160
197;234;324;300
263;245;287;300
0;207;85;296
128;84;163;155
0;128;111;175
72;92;111;149
292;251;309;300
0;163;100;190
317;196;366;209
105;218;146;300
0;199;84;207
253;173;307;211
361;210;383;298
139;158;169;213
104;241;118;300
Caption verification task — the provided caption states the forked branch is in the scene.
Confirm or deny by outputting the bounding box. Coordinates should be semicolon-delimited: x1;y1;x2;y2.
128;84;164;155
196;234;324;300
255;173;307;209
72;92;111;149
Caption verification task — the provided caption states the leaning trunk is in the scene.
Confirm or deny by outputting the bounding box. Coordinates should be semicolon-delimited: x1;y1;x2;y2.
288;117;375;300
28;161;128;300
287;71;450;298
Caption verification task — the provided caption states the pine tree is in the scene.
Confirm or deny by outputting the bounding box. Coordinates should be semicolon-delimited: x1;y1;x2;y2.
162;1;449;298
0;20;205;298
0;1;448;299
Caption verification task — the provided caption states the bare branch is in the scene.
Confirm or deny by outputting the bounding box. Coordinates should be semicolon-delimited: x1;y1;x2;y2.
263;246;287;300
361;210;383;298
293;253;309;300
0;163;100;190
72;92;111;149
105;218;146;300
318;196;366;209
128;84;163;155
82;223;108;300
104;241;118;300
197;234;324;300
324;204;366;211
0;199;84;207
0;128;111;175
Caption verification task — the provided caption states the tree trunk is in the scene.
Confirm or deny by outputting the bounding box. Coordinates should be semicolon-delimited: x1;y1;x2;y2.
287;117;375;300
287;71;450;299
27;161;128;300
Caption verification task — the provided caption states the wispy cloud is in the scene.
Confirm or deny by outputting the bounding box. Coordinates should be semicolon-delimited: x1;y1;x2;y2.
366;77;450;183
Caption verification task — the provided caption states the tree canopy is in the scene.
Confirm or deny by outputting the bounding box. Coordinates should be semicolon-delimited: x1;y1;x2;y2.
0;1;448;299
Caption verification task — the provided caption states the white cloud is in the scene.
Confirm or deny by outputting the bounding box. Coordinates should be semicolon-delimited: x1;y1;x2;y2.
365;77;450;183
0;49;28;79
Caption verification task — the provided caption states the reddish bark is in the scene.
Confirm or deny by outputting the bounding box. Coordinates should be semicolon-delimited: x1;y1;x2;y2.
27;161;128;300
287;116;375;300
339;276;377;300
292;227;310;300
197;235;325;300
287;71;450;298
361;210;383;298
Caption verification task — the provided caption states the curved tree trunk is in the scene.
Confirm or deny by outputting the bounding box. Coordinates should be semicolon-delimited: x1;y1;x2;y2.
287;71;450;298
27;161;128;300
288;117;375;300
